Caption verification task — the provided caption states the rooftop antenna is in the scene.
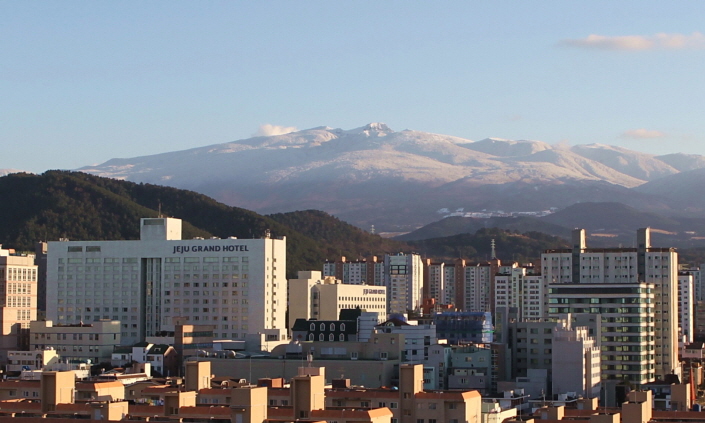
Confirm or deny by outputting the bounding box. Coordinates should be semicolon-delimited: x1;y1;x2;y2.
491;239;497;260
158;201;162;218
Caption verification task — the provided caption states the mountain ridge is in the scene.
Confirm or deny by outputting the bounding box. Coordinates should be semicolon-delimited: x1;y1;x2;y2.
76;123;705;231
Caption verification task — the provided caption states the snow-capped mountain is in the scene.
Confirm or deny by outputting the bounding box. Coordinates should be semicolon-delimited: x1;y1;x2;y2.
78;123;705;229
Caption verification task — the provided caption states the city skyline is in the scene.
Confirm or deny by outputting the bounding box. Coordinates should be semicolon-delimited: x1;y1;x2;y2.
3;1;705;173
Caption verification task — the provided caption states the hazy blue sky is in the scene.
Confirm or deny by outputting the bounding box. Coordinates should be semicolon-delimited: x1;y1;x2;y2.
3;1;705;173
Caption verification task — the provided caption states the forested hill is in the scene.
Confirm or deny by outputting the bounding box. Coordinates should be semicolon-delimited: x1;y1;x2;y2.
0;171;577;274
0;171;405;275
268;210;409;258
406;228;571;263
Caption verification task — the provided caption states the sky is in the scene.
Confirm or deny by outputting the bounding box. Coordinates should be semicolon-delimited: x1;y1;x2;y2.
3;1;705;173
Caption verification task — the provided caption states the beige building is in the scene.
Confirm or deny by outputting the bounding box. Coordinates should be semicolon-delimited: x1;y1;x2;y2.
288;271;387;330
0;247;38;360
30;320;121;365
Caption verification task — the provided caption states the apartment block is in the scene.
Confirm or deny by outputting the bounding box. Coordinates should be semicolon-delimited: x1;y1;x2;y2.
678;271;695;345
543;228;680;383
324;253;422;315
0;247;38;360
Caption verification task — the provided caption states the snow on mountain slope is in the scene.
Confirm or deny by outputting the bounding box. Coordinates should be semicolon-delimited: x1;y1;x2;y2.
460;137;553;157
571;144;679;181
78;123;705;227
81;124;646;189
512;148;645;187
655;153;705;172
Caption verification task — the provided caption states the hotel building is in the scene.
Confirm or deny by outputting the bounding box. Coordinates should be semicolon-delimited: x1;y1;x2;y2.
46;217;287;346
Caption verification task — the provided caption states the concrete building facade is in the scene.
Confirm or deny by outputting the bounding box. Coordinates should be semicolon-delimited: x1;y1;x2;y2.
29;320;121;365
288;271;387;330
543;228;681;383
46;217;287;346
0;247;38;359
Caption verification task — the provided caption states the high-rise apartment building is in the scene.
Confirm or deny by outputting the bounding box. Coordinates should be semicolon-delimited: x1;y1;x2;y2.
46;217;287;346
494;265;544;320
323;253;422;315
549;283;655;385
543;228;680;383
0;247;38;360
422;259;498;313
678;271;694;345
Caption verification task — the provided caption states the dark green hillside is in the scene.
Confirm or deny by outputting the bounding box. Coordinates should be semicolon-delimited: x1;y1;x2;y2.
407;227;570;263
395;215;570;241
0;171;331;274
0;171;211;248
268;209;410;258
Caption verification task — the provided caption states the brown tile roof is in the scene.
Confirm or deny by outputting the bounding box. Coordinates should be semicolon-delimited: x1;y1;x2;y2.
0;400;42;411
325;389;399;399
127;404;163;415
0;380;40;388
310;407;393;418
76;381;124;390
415;390;481;400
178;405;231;416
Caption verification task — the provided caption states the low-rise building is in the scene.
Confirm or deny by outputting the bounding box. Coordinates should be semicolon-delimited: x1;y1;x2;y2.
29;320;120;366
375;317;436;362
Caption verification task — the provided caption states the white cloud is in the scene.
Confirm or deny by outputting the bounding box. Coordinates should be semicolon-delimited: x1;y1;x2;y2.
620;129;667;139
562;32;705;51
253;124;298;137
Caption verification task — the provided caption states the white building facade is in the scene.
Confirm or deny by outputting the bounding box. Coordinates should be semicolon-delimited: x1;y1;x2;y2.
46;217;287;346
678;272;695;345
543;228;680;383
0;248;38;359
494;266;544;320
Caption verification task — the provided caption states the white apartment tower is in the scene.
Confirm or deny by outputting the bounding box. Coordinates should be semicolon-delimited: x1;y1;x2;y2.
0;247;38;359
678;272;695;345
385;253;423;315
46;218;287;346
543;228;680;383
549;282;656;385
551;316;601;398
494;266;544;320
